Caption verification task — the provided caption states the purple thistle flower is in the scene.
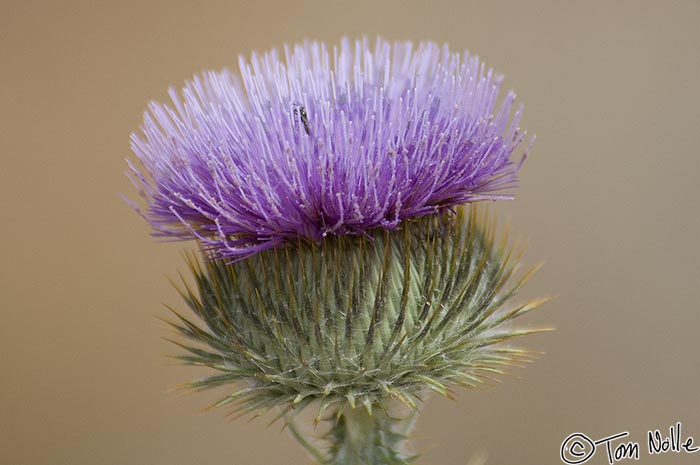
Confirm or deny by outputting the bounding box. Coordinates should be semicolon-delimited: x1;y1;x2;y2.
128;37;533;260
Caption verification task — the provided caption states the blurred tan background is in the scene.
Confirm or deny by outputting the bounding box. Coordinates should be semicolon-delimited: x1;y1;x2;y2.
2;1;699;464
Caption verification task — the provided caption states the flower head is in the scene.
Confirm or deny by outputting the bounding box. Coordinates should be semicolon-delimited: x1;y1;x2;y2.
128;38;532;260
130;39;547;462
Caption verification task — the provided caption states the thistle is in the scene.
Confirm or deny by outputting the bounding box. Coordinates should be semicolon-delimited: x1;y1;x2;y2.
128;38;546;465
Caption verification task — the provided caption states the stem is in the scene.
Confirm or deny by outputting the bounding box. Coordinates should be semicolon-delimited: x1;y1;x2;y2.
321;407;417;465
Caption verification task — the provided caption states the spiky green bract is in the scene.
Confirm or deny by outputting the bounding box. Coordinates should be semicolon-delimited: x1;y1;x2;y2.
166;205;545;424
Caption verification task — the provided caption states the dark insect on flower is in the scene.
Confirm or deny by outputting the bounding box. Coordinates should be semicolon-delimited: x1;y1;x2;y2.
293;103;311;135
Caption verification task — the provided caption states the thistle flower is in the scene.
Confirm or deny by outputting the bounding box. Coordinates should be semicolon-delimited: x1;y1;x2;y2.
128;38;545;465
128;38;532;260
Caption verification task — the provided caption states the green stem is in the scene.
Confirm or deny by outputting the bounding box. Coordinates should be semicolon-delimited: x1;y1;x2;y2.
321;407;417;465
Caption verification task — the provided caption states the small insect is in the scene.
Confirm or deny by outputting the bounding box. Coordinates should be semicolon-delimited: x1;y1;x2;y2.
292;103;311;135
